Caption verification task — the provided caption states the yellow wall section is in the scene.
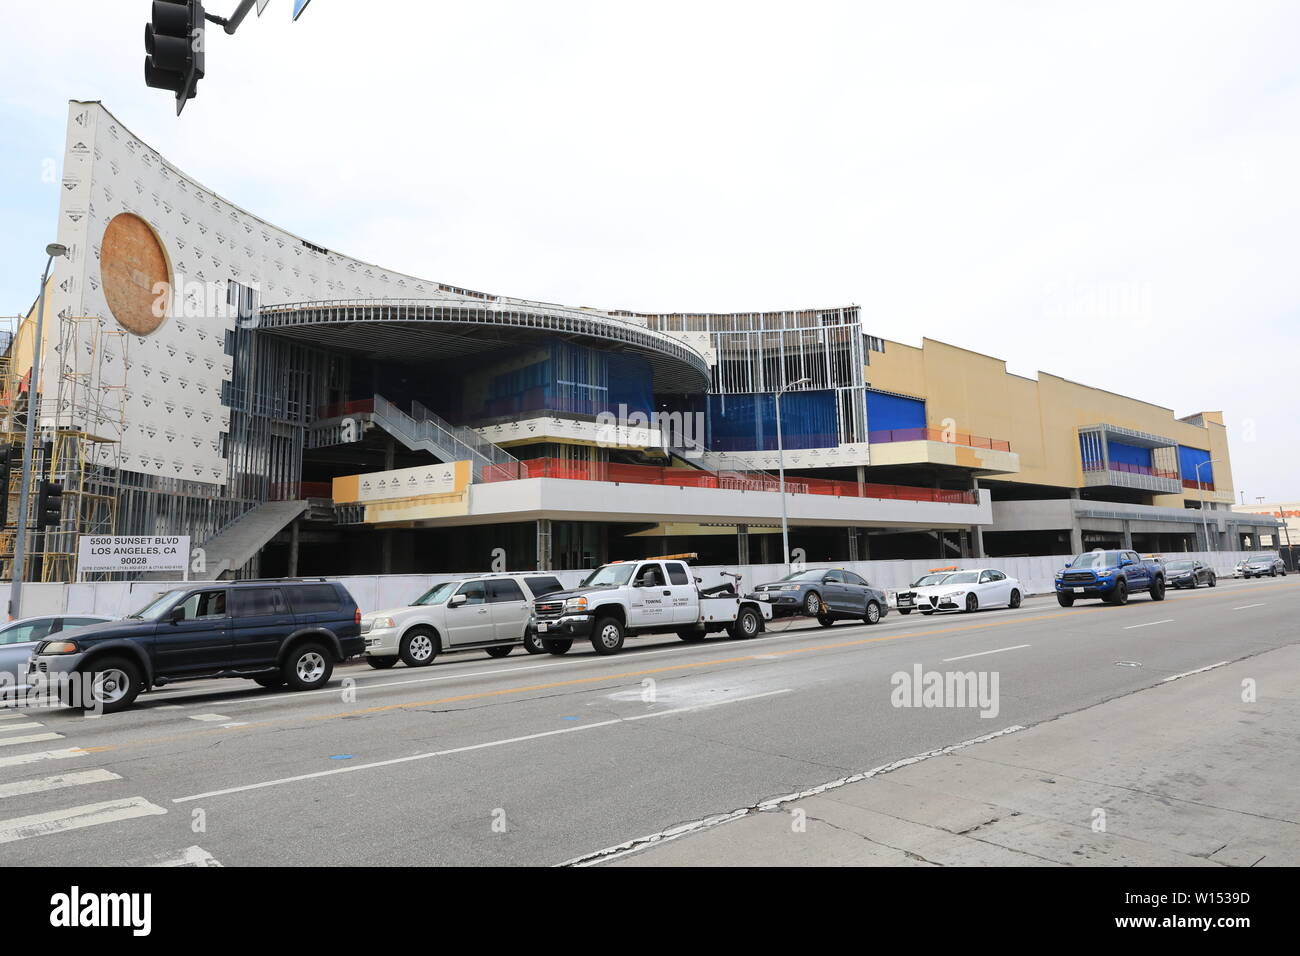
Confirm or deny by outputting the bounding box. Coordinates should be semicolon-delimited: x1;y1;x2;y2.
867;337;1234;499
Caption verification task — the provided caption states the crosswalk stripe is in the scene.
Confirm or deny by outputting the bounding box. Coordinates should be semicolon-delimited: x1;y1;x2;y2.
0;797;166;844
0;713;35;721
0;748;86;770
0;722;45;734
0;733;63;749
0;769;121;799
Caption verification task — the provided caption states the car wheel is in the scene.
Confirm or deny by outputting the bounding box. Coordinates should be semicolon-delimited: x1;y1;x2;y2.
1149;577;1166;602
485;645;512;659
1271;569;1277;577
802;592;823;617
523;631;545;655
897;608;912;615
399;627;438;667
728;606;762;640
964;593;979;613
864;601;881;625
591;617;625;655
1009;589;1022;609
365;656;397;670
1209;574;1217;587
1111;579;1129;605
542;639;572;655
254;675;286;687
78;656;142;713
817;614;835;628
1189;577;1198;589
1056;592;1074;607
677;629;706;642
920;608;935;615
283;642;333;691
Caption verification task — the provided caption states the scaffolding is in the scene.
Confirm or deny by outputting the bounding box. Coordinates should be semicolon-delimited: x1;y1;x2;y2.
0;314;127;583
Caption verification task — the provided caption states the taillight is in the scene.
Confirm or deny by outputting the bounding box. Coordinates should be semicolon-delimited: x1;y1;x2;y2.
355;608;361;625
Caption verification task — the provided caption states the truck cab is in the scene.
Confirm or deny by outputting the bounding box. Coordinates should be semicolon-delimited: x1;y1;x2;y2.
531;557;771;655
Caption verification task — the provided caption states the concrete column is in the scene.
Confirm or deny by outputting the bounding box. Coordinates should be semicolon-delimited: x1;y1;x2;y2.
847;527;859;562
969;476;985;558
737;524;750;565
1121;520;1133;550
1070;523;1084;554
381;529;393;574
536;518;552;571
287;519;300;577
856;465;865;497
384;436;396;471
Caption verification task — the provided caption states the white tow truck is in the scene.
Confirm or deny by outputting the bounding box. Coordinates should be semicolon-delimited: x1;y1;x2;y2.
528;555;773;655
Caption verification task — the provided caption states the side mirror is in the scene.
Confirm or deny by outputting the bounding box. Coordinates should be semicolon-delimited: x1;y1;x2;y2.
448;593;467;607
168;606;185;624
1119;559;1133;567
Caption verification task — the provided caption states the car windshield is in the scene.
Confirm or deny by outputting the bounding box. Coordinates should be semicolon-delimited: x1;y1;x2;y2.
581;564;637;587
1070;551;1119;568
943;571;980;584
1247;557;1272;565
1166;560;1194;570
779;570;827;583
126;589;185;620
912;572;953;587
413;583;458;606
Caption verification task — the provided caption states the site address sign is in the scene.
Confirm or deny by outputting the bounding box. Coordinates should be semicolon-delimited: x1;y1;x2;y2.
77;535;191;576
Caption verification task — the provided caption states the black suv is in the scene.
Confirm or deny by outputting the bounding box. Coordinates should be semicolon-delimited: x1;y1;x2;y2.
29;580;362;713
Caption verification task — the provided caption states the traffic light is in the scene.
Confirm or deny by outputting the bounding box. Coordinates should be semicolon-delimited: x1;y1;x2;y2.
36;481;64;531
145;1;206;115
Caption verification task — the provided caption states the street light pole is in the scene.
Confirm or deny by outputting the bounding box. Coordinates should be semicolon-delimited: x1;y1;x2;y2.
1195;457;1223;557
776;376;811;574
9;244;68;620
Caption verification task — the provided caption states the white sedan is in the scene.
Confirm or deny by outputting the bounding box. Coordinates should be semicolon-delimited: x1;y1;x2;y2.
911;568;1023;614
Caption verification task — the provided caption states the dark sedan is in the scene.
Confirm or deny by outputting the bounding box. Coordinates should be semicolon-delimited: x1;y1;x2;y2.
747;568;889;626
1242;555;1287;578
1164;559;1216;589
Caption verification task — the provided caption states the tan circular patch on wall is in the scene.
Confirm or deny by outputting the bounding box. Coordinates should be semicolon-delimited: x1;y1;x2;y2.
101;213;171;335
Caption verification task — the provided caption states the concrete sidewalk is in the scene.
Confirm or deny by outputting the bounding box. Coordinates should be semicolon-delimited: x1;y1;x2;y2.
605;644;1300;866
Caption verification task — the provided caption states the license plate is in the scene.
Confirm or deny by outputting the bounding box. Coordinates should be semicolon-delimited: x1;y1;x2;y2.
758;593;770;601
898;597;913;606
1072;587;1083;593
537;622;549;632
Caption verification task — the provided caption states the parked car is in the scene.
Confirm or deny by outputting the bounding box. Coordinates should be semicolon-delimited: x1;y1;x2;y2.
534;558;774;655
1055;550;1166;606
0;615;112;697
1165;559;1216;589
893;568;959;615
1233;560;1247;578
361;572;566;668
747;568;890;626
1242;554;1287;578
28;579;362;713
911;568;1023;614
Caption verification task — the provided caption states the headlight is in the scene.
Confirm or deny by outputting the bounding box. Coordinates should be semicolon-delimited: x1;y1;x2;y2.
40;641;79;655
364;617;396;631
943;591;964;600
565;596;588;611
780;585;802;591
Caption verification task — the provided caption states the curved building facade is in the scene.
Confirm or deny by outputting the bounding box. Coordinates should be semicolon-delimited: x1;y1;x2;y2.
2;101;1273;579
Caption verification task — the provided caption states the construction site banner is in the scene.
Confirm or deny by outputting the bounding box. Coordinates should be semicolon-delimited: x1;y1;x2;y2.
77;535;191;577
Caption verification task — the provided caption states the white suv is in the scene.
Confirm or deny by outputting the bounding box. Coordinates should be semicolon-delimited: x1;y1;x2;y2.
362;573;565;668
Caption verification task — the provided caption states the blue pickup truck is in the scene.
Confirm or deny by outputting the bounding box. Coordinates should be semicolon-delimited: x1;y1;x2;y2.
1055;549;1166;606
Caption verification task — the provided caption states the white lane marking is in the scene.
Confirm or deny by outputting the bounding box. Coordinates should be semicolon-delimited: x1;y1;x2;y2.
0;733;63;748
0;722;45;734
561;723;1026;866
942;644;1030;663
1124;619;1174;630
0;797;166;844
0;713;35;721
1233;603;1265;610
188;714;232;722
0;748;86;770
219;722;249;729
146;845;222;867
1162;661;1230;683
0;769;121;799
172;688;793;804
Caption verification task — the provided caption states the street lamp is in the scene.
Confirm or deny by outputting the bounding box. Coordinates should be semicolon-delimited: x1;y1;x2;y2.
9;243;69;620
1195;457;1223;556
775;376;811;574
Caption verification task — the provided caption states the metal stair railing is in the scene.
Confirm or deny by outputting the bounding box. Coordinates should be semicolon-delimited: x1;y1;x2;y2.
372;395;519;478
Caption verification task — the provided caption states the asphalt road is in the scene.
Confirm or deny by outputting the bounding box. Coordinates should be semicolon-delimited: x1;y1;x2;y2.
0;575;1295;866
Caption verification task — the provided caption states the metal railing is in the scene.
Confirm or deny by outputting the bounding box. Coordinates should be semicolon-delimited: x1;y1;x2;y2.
372;395;518;477
868;427;1012;452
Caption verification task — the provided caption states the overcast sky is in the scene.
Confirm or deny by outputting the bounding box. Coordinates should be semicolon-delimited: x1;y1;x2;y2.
2;1;1296;499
